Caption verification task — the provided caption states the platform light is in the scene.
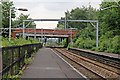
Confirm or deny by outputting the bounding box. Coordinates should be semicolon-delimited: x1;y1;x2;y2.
9;8;28;41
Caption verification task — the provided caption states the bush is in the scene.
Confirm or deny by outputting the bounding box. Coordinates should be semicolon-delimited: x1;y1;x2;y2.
111;36;120;54
98;35;120;54
73;37;96;49
1;37;39;47
73;30;120;54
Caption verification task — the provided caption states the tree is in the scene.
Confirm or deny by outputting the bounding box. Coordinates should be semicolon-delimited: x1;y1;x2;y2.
99;1;120;36
2;1;15;28
13;13;36;28
57;17;65;29
57;6;98;30
97;1;120;53
1;1;16;37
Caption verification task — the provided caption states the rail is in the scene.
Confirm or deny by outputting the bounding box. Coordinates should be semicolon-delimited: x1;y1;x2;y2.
0;43;42;79
68;48;120;69
54;48;120;79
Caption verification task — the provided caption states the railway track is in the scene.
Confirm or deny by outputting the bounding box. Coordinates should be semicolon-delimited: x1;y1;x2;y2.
69;48;120;70
53;48;120;80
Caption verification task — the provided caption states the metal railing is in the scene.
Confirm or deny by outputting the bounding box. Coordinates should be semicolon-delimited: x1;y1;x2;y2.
0;43;42;79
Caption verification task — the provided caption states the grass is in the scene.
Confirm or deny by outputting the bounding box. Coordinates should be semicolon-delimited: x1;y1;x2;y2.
1;37;40;47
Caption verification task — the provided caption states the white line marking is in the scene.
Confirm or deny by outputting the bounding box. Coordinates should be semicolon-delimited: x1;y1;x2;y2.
51;49;88;79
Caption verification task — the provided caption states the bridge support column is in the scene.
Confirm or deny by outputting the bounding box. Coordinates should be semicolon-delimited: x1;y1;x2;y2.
11;32;16;39
64;37;70;48
26;36;28;40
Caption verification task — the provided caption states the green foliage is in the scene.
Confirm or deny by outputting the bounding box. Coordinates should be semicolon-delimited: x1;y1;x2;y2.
3;74;20;80
57;5;98;29
73;26;96;49
98;35;120;54
112;36;120;53
74;37;96;49
1;1;16;37
96;1;120;54
57;17;65;29
25;57;32;65
99;2;120;35
2;1;15;28
1;1;34;29
80;27;96;39
13;13;36;28
2;37;39;47
1;1;35;37
2;37;40;79
61;39;67;47
60;2;120;54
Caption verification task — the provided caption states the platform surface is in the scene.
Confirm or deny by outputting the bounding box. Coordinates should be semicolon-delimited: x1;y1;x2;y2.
21;48;85;79
72;48;120;59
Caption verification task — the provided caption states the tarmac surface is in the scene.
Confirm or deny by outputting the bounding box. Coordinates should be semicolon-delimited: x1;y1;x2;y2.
21;48;85;79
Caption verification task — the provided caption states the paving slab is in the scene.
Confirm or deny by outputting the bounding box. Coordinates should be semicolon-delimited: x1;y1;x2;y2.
21;48;85;79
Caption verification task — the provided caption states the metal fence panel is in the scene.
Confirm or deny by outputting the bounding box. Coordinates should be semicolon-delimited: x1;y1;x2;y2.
1;43;42;79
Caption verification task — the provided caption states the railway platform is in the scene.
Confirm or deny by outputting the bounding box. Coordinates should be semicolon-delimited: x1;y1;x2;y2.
70;48;120;59
21;48;86;79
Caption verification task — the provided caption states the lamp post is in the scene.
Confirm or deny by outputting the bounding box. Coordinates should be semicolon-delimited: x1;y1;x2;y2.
101;5;120;10
9;7;28;41
9;7;12;41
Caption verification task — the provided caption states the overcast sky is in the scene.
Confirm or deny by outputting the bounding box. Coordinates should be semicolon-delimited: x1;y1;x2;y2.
12;0;102;29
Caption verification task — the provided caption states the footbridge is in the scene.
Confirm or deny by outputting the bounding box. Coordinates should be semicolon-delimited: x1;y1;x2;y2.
11;28;77;47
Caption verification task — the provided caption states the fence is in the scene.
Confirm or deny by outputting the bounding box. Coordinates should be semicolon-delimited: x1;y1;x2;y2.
0;43;42;79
